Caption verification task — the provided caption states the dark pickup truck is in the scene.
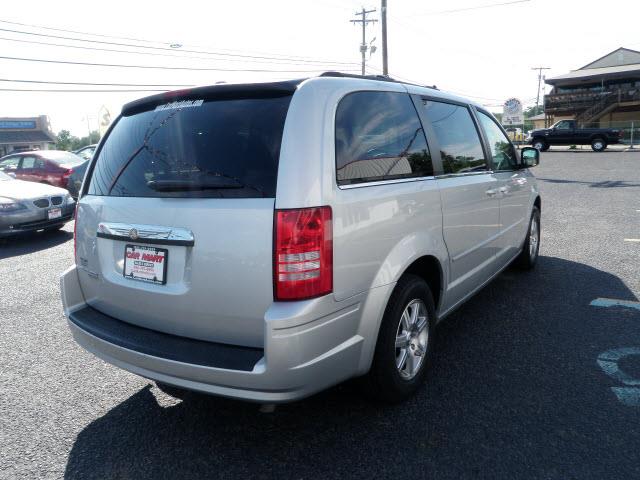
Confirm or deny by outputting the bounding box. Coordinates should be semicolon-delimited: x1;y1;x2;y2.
529;120;622;152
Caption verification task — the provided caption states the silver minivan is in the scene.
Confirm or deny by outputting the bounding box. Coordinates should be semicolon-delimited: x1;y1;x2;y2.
61;73;541;403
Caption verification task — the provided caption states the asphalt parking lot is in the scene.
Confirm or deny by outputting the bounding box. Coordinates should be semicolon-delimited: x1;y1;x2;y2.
1;151;639;480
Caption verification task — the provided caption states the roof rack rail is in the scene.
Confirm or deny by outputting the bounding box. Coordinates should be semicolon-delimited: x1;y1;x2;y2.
319;71;438;90
320;71;396;82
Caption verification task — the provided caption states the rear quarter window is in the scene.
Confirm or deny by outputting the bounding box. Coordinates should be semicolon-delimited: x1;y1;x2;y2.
87;95;292;198
335;91;432;185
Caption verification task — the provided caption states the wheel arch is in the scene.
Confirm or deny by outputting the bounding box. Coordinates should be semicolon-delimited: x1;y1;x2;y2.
356;252;446;376
402;255;444;314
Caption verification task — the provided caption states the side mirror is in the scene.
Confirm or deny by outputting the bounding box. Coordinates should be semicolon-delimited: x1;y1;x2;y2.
520;147;539;168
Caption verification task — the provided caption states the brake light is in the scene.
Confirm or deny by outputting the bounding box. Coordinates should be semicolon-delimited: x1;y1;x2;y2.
63;168;74;178
274;206;332;301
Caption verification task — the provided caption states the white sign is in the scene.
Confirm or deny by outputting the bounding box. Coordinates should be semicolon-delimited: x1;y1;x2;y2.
503;98;524;125
124;245;168;285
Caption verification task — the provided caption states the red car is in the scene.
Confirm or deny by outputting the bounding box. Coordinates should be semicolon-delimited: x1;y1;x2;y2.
0;150;86;190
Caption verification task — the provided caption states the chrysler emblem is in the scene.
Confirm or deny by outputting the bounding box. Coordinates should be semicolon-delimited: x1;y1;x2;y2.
128;228;139;240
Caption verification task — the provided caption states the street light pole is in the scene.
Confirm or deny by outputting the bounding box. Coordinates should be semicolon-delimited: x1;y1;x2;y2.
381;0;388;75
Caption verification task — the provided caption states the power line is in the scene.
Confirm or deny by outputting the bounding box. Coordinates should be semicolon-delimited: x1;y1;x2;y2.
0;88;171;93
0;18;345;64
412;0;531;16
0;35;357;67
0;55;360;73
0;26;361;66
0;78;195;87
0;19;172;46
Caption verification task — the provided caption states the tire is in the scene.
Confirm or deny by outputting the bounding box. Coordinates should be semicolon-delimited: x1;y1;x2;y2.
515;206;540;270
532;139;549;152
155;381;190;399
363;274;436;403
591;137;607;152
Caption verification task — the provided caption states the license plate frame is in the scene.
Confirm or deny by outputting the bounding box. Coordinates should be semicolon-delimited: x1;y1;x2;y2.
123;244;168;285
47;208;62;220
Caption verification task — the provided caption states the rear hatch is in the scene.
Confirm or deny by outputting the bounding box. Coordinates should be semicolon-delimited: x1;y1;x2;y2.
75;85;295;348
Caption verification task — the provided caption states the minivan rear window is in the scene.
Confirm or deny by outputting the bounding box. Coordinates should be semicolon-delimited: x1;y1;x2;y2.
87;95;292;198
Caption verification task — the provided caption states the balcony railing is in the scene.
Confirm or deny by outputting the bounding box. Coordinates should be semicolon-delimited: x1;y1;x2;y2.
545;88;640;114
544;91;610;113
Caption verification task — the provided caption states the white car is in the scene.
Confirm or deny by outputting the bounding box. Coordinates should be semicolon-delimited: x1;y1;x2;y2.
0;171;75;237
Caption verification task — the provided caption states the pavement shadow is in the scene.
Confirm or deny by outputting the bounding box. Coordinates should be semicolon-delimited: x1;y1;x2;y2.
0;228;73;260
65;256;640;479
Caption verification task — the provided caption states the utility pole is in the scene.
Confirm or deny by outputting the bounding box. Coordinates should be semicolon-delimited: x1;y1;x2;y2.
381;0;388;75
350;7;377;75
531;66;550;112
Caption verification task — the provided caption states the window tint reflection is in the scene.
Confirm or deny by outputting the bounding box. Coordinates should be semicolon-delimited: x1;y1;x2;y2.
336;91;432;185
477;111;518;171
421;101;486;174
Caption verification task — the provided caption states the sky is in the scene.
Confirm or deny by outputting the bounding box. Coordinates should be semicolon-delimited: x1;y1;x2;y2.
1;0;639;136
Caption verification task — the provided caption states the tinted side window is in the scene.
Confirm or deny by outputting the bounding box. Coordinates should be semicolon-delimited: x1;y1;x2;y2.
420;100;486;174
335;91;432;185
477;111;518;171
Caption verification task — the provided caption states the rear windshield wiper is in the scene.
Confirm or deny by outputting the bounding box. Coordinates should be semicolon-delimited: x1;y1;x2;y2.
147;177;243;192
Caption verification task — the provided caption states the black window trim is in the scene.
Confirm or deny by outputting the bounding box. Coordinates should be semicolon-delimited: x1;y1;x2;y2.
416;95;492;178
334;89;435;190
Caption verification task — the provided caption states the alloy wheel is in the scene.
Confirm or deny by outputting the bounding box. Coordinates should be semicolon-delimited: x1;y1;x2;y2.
529;216;539;260
395;299;429;380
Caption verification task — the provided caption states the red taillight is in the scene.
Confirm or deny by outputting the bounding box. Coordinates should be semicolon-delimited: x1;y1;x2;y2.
274;206;333;301
73;205;78;263
63;168;74;178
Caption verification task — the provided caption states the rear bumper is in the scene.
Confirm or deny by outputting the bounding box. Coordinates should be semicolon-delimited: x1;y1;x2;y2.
61;265;393;403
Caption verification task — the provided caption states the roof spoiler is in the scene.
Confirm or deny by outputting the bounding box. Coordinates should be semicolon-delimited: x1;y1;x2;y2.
121;80;302;116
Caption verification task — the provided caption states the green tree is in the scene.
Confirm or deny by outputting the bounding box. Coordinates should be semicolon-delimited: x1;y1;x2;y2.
55;129;78;151
524;105;544;118
71;130;101;150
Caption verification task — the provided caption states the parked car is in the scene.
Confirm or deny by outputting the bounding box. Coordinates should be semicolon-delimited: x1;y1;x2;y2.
61;74;541;404
0;170;75;237
73;144;98;161
66;160;90;199
529;120;622;151
0;150;86;190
